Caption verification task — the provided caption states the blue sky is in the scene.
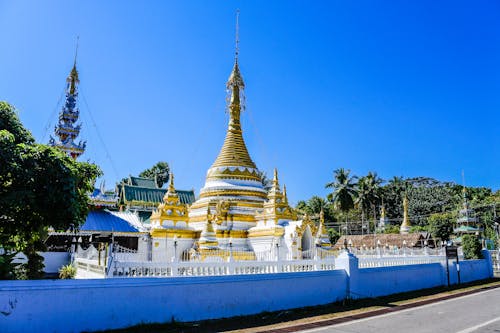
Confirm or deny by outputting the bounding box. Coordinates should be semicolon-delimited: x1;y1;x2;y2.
1;1;499;204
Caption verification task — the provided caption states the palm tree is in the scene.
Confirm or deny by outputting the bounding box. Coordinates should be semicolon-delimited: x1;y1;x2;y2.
363;172;384;231
355;176;370;234
325;168;358;234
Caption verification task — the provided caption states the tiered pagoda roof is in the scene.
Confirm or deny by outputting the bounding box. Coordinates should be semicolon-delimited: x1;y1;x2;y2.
49;63;86;159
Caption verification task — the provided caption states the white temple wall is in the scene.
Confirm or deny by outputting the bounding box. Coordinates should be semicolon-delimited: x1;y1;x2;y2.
248;235;276;254
151;237;194;262
0;270;347;333
2;251;494;333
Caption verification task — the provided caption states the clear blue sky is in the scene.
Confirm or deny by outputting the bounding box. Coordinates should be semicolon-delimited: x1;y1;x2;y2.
1;1;499;204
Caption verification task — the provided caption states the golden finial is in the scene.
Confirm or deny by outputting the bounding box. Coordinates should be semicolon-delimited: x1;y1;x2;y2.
74;36;79;67
227;10;245;90
273;168;279;185
283;184;288;203
68;36;80;95
168;173;175;192
235;9;240;62
320;207;325;225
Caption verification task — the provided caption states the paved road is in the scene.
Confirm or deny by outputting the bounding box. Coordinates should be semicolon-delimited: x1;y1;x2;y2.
301;288;500;333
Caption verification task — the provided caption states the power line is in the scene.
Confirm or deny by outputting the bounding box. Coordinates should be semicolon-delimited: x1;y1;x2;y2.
79;88;120;180
41;86;66;143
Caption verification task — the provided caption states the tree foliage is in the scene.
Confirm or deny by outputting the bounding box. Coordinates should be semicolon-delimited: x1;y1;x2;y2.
325;168;357;214
138;161;170;188
462;234;482;259
296;196;336;223
0;101;101;278
427;212;455;241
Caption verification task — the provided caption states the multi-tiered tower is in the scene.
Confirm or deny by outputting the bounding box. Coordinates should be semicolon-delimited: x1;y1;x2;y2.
49;61;86;159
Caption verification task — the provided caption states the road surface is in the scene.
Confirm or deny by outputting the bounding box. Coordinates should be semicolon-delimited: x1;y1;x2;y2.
301;288;500;333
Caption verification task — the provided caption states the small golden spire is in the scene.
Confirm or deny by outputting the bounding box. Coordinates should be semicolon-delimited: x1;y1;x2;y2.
282;184;288;204
168;173;176;193
400;192;411;234
235;9;240;62
163;172;178;203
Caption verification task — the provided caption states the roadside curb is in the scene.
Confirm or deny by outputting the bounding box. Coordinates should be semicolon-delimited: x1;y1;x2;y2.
256;283;500;333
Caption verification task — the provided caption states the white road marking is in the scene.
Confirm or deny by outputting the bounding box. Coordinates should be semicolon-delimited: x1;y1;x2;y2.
455;317;500;333
300;288;500;333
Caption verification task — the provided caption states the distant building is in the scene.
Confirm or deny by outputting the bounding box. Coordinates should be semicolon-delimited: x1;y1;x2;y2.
117;176;196;223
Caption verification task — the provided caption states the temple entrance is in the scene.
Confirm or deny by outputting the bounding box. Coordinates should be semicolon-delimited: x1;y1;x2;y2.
301;226;314;259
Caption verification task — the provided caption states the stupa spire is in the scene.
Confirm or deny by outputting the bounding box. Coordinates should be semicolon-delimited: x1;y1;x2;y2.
211;11;255;170
49;39;86;159
400;192;411;234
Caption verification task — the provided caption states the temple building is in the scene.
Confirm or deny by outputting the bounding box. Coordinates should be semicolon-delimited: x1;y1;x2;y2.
117;176;195;223
454;187;482;236
49;61;86;159
147;37;329;262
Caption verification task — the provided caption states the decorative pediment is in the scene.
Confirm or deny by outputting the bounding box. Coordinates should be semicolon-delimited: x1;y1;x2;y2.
295;214;318;237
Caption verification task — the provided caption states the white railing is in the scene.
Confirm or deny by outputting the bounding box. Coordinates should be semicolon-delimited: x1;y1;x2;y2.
108;258;336;278
489;250;500;273
358;255;446;268
351;247;446;257
74;257;107;279
75;245;99;260
112;244;148;262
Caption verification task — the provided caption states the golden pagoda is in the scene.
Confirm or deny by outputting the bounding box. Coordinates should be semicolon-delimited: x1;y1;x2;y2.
187;27;269;251
148;13;332;262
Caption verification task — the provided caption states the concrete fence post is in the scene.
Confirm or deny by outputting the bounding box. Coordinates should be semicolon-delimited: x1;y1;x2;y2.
482;249;494;278
335;250;359;300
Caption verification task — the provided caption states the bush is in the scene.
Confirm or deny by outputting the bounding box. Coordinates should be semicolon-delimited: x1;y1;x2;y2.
462;234;483;259
384;225;400;234
0;252;20;280
328;228;341;245
59;264;76;279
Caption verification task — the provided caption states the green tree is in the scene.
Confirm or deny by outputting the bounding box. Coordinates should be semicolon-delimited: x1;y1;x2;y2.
381;176;408;220
295;196;336;224
325;168;358;234
0;102;101;279
139;161;170;188
427;212;455;241
355;172;383;233
462;234;482;259
327;228;341;245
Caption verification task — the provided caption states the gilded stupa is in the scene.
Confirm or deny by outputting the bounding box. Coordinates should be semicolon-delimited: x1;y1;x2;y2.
149;14;328;261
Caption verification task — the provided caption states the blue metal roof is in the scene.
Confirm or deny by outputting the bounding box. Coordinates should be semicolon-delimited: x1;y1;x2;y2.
80;210;139;232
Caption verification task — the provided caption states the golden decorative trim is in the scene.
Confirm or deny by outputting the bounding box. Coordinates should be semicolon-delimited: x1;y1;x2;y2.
247;228;284;238
150;229;198;238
